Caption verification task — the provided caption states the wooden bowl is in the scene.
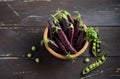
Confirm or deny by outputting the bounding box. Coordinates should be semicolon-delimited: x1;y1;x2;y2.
43;22;89;59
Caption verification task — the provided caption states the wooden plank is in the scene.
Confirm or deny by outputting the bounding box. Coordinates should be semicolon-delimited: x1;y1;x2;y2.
0;1;119;79
0;27;44;57
0;57;119;79
0;0;120;26
0;26;119;57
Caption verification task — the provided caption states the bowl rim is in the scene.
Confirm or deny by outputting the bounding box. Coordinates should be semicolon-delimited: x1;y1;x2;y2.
43;21;89;59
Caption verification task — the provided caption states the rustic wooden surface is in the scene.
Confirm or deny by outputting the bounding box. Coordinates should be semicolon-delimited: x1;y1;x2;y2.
0;0;120;79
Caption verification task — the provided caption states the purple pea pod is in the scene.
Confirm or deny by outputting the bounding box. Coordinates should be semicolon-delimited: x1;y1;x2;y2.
59;13;69;35
48;20;56;39
41;39;60;53
54;36;68;55
67;23;74;45
73;19;81;46
75;30;86;51
53;26;77;54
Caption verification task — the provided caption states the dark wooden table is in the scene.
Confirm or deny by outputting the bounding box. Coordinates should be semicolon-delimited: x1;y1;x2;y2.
0;0;120;79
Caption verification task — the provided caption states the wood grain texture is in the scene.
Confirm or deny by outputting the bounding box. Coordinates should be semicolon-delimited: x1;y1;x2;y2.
0;26;119;79
0;57;120;79
0;0;120;79
0;0;120;26
0;27;119;56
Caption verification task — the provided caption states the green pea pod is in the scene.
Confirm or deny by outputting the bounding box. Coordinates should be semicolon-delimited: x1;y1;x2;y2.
82;52;108;75
92;37;101;57
92;41;97;57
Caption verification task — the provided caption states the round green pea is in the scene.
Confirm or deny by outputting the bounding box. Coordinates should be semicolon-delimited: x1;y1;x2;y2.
98;60;102;65
101;56;106;61
92;63;96;68
85;67;90;72
93;42;96;46
95;62;99;66
97;49;100;52
35;58;40;63
97;44;100;48
89;65;93;69
93;46;96;50
94;39;97;42
84;58;90;63
27;53;32;58
31;46;36;51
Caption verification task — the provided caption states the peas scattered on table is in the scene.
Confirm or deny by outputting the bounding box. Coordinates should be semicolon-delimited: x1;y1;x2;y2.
27;45;40;63
35;58;40;63
84;58;90;63
27;53;32;58
31;46;36;51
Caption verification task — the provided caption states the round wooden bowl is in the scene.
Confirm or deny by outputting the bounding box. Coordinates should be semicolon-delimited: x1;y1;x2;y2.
43;22;89;59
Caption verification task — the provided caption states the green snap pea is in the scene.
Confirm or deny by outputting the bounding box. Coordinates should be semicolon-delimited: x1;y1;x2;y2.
82;52;108;75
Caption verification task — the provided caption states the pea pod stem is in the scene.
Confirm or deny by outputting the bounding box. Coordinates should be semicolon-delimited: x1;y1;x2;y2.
73;11;81;21
51;15;59;24
53;26;61;33
65;53;75;63
41;39;49;46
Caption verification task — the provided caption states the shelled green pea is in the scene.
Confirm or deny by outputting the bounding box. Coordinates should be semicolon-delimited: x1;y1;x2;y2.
27;53;32;58
82;52;108;75
35;58;40;63
31;46;36;51
84;58;90;63
88;64;93;69
92;38;101;57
